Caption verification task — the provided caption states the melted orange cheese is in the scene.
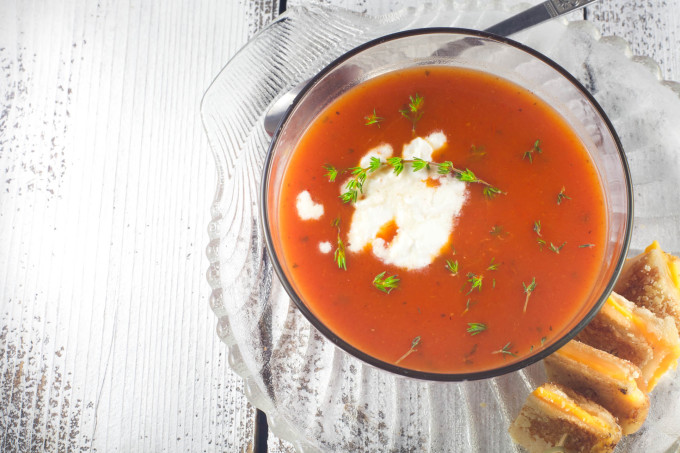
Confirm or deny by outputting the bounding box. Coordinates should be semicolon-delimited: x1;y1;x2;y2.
645;241;680;290
645;240;662;253
607;296;657;346
556;341;647;405
607;296;634;322
534;387;609;431
606;295;680;391
556;342;628;382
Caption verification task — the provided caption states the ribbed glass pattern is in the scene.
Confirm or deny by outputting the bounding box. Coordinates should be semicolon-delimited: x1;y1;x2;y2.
201;3;680;451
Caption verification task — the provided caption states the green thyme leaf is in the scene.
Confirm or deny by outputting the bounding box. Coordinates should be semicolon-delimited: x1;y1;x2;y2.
533;220;542;237
323;164;338;182
466;273;483;295
522;139;542;163
395;336;421;365
487;258;499;271
332;217;347;270
387;156;405;176
411;157;429;172
523;277;536;313
549;242;566;254
483;186;502;199
364;109;383;127
457;168;478;183
368;156;382;172
557;186;571;205
437;161;453;175
492;342;518;358
334;237;347;270
399;93;425;132
467;322;487;336
445;259;459;276
373;271;400;294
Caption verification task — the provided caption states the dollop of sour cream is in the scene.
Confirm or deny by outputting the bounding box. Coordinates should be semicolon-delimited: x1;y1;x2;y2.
318;241;332;254
346;132;468;270
295;190;324;220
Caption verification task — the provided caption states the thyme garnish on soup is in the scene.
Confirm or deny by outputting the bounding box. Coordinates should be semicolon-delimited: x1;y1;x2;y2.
280;66;607;372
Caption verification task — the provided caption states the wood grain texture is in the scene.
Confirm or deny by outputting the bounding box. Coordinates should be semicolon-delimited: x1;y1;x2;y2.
2;0;674;450
586;0;680;81
0;0;276;451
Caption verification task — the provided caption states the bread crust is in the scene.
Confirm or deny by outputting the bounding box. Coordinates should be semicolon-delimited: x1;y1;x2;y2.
615;248;680;331
509;383;621;453
544;340;649;435
577;292;680;391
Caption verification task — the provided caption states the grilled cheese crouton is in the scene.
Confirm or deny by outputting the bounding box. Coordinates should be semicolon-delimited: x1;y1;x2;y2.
577;292;680;391
615;241;680;332
509;383;621;453
544;340;649;435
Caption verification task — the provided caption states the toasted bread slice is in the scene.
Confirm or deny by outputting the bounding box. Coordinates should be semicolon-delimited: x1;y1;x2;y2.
615;241;680;332
509;382;622;453
577;292;680;391
544;340;649;435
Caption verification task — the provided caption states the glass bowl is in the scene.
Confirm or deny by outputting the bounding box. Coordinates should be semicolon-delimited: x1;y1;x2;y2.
260;28;633;381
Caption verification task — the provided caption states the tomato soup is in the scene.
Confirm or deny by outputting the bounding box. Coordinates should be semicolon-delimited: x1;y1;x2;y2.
273;66;606;374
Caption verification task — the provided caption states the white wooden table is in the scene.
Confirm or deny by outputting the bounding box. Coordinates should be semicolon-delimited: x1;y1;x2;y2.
0;1;677;451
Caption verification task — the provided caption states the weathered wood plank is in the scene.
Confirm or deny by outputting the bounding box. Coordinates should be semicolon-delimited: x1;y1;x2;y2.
586;0;680;81
0;0;278;451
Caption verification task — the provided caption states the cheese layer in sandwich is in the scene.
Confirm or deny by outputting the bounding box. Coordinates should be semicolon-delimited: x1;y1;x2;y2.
544;340;649;435
577;292;680;392
509;382;621;453
615;241;680;332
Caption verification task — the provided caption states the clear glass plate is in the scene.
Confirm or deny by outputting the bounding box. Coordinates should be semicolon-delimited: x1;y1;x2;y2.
201;3;680;451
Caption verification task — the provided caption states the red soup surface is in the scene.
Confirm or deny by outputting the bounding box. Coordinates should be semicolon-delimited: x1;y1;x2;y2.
273;66;606;374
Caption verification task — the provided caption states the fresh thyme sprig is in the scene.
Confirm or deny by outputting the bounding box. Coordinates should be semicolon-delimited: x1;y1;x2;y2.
324;164;339;182
523;277;536;313
331;217;347;270
467;322;487;336
364;109;384;127
533;221;566;254
339;163;372;203
533;220;542;237
487;258;499;271
395;336;421;365
399;93;424;132
492;342;518;358
462;298;477;315
548;242;566;254
557;186;571;205
522;139;542;163
373;271;400;294
483;186;502;199
578;243;595;248
466;273;483;295
445;259;459;276
335;157;502;204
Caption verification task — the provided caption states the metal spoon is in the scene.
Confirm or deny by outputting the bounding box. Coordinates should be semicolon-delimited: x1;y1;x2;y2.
264;0;599;136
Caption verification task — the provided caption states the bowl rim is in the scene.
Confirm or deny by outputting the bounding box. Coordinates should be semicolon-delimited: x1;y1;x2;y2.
260;27;633;381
